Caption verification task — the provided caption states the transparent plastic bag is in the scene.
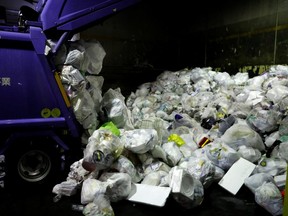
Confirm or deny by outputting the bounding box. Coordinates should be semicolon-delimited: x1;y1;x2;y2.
244;173;275;194
100;88;134;130
121;129;158;154
99;172;132;202
81;178;107;204
237;145;262;163
220;121;265;151
83;194;114;216
255;182;283;216
82;129;124;172
110;155;143;183
205;141;240;171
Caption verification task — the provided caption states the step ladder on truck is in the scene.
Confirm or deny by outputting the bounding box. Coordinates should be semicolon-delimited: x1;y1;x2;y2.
0;0;140;189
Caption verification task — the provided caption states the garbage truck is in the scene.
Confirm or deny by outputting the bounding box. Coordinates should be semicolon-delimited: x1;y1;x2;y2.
0;0;140;189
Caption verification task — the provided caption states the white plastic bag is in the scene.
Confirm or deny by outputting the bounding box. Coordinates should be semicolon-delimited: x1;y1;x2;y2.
244;173;275;194
221;121;265;151
99;172;132;202
255;182;283;216
81;178;107;204
121;129;158;154
82;129;124;172
83;194;114;216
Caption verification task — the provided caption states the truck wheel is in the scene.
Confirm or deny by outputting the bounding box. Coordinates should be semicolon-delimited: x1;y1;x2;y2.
5;138;62;191
17;149;52;183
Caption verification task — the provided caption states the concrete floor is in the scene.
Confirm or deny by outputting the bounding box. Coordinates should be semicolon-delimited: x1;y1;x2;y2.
0;181;272;216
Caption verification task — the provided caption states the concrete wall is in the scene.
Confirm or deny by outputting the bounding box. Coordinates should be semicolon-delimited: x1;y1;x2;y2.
81;0;288;95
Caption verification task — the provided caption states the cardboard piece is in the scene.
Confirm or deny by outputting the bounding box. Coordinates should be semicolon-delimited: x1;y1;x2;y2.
127;183;171;207
218;157;256;195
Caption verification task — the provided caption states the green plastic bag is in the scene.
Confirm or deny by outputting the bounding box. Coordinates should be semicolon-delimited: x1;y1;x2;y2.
99;121;120;136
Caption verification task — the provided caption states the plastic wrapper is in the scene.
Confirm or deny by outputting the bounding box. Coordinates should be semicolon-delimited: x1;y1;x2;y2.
110;155;142;183
82;129;124;172
121;128;158;154
254;182;283;216
99;172;132;202
205;141;240;171
83;194;114;216
244;173;275;194
100;88;134;130
237;145;261;163
220;121;265;151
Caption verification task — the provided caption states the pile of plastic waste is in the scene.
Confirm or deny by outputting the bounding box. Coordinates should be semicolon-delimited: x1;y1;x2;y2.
52;39;287;216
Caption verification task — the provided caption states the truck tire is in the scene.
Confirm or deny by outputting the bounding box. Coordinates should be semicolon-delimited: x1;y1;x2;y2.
5;137;63;192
